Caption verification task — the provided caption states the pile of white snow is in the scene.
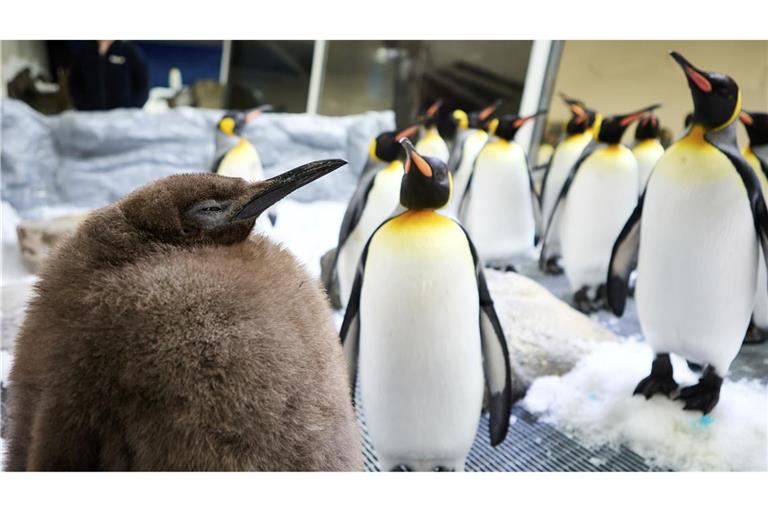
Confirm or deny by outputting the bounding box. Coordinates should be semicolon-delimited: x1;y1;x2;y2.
524;341;768;471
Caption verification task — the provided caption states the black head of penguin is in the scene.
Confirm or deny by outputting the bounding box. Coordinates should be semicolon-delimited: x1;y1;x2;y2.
559;93;598;136
372;124;420;162
120;159;346;251
491;111;548;141
635;114;661;141
217;105;273;137
398;137;451;210
740;111;768;147
597;104;661;144
671;51;740;131
684;112;694;128
461;99;505;130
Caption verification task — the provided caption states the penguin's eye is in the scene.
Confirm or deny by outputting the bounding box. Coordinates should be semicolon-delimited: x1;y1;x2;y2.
200;205;223;213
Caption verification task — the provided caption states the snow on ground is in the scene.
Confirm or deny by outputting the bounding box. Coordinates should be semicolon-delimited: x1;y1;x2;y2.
523;340;768;471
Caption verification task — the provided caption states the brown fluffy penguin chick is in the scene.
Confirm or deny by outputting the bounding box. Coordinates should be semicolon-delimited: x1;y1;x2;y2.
5;160;363;471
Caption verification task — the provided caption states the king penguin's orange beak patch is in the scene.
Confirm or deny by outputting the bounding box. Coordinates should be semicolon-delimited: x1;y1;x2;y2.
740;111;754;125
426;100;442;117
396;124;420;140
409;152;432;177
686;66;713;93
620;112;644;127
570;105;588;123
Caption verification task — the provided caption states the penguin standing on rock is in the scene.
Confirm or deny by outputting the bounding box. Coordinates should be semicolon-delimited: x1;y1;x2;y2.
633;112;665;192
341;138;515;472
607;52;768;414
539;94;601;274
5;160;363;471
739;110;768;344
542;104;659;312
415;99;451;162
213;105;276;230
445;100;504;215
327;125;420;309
459;112;546;270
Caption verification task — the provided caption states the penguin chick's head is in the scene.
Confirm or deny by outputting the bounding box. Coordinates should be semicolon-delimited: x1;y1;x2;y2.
598;104;661;144
217;105;273;137
635;114;661;141
740;110;768;147
398;137;451;210
671;51;740;131
370;124;420;163
560;93;598;135
122;159;346;246
492;111;548;141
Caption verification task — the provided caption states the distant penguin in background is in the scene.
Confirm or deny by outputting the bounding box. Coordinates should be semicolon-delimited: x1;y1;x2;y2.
213;105;276;230
445;100;504;216
539;94;601;274
607;52;768;414
327;124;420;309
459;112;546;270
4;159;364;470
415;99;451;163
542;104;659;312
739;110;768;344
633;111;665;192
341;138;514;472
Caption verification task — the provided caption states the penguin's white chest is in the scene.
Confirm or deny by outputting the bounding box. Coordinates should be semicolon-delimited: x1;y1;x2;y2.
358;211;484;469
337;165;403;307
416;128;450;163
449;130;488;214
217;139;264;182
463;140;535;261
561;145;639;290
633;139;665;192
636;135;758;373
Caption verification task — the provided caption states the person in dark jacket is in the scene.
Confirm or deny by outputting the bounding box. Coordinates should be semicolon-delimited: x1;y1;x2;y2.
68;40;149;111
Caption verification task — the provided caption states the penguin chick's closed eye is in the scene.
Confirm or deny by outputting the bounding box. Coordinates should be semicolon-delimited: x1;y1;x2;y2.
5;169;362;471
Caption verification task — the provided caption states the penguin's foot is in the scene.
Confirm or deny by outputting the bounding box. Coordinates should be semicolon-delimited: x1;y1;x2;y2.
593;284;608;310
573;287;596;313
542;257;564;275
744;321;768;345
432;466;455;472
676;366;722;415
490;263;517;273
391;464;412;472
634;353;678;399
686;360;703;373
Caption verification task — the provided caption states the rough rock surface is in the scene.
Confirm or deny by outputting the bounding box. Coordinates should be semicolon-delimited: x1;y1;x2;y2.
484;269;618;391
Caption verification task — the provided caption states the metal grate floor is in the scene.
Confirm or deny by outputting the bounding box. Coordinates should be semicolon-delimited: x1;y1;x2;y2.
356;397;662;472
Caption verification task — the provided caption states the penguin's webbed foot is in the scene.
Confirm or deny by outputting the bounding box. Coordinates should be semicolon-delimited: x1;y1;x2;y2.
593;284;608;310
490;263;517;273
432;466;455;472
391;464;412;472
744;321;768;345
542;257;563;275
676;366;722;415
573;287;596;313
634;353;678;399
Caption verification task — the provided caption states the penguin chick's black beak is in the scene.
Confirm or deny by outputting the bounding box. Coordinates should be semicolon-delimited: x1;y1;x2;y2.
232;159;347;221
619;104;662;127
670;51;713;93
399;137;432;177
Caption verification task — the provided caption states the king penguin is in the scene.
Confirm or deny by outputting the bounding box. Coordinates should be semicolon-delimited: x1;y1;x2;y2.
4;160;364;470
542;103;659;312
459;112;546;269
213;105;275;231
633;111;665;192
739;110;768;344
327;124;420;309
607;52;768;414
415;99;451;162
445;99;504;216
340;138;514;472
539;94;602;274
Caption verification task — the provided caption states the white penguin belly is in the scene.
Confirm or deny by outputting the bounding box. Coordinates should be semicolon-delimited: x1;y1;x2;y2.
337;166;403;308
463;141;535;262
358;211;484;471
449;130;488;215
541;133;592;255
416;129;450;163
634;140;665;192
561;145;639;291
636;137;757;373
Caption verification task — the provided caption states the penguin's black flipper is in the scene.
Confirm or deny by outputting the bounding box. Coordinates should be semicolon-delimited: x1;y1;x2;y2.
447;130;470;175
457;224;514;446
324;169;379;295
707;130;768;292
539;141;598;269
606;192;645;316
525;153;543;245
